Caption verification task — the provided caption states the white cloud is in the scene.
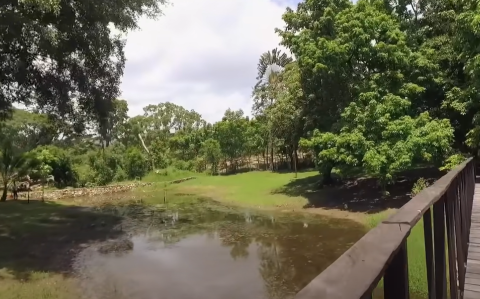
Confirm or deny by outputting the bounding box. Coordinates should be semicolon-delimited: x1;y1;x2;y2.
120;0;292;123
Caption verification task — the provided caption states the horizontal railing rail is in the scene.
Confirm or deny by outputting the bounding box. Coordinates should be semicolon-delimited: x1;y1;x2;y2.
294;158;476;299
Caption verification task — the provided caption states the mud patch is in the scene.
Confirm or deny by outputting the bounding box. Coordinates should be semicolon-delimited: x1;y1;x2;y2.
97;238;134;254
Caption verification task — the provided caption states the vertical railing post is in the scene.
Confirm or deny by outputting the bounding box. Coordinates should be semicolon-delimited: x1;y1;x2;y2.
454;176;466;294
384;241;409;299
433;197;447;299
459;170;469;264
423;208;436;299
468;161;475;232
446;185;459;299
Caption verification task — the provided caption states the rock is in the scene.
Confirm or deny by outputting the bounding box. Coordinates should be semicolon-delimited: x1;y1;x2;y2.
16;177;195;201
97;238;134;254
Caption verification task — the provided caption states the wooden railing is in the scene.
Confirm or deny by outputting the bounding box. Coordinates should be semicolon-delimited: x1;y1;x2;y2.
295;158;476;299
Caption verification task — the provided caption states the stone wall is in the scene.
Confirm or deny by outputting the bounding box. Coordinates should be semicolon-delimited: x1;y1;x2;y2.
17;177;196;201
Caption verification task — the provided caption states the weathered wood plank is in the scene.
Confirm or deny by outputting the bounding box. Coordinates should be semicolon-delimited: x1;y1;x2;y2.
423;208;436;299
465;277;480;286
464;290;480;299
466;176;480;295
470;246;480;253
465;283;480;292
434;198;447;299
467;251;480;260
466;272;480;280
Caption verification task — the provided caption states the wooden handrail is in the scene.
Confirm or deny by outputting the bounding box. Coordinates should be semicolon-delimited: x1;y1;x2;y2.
295;157;476;299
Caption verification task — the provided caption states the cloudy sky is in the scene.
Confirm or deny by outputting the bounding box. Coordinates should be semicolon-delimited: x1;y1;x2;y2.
120;0;299;123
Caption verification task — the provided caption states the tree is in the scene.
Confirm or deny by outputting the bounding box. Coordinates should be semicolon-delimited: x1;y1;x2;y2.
98;99;129;148
1;0;166;127
124;147;148;179
0;125;31;201
253;49;293;170
277;0;353;134
267;62;303;176
33;149;55;202
201;138;222;175
214;109;249;173
254;48;293;91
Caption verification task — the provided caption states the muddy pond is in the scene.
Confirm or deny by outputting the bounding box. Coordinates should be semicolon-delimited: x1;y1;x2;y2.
72;199;367;299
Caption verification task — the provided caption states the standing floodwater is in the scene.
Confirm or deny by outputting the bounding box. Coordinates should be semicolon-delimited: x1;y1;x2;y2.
73;202;366;299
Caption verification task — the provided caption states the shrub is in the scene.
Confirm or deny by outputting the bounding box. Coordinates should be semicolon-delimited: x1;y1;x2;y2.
87;151;121;185
440;154;465;172
172;159;194;171
73;164;96;187
411;177;429;198
124;148;148;179
194;157;206;173
113;167;128;182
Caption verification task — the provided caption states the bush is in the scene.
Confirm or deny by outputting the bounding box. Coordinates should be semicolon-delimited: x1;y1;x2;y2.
29;145;77;187
124;148;148;179
87;151;121;185
172;159;194;171
411;178;429;198
73;164;96;187
440;154;465;172
194;157;206;173
113;167;128;182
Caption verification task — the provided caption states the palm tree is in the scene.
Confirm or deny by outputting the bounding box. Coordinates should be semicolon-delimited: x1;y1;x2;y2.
0;132;30;202
253;48;293;171
255;48;293;89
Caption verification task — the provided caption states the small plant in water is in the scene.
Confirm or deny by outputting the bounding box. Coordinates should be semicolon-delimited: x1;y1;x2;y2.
411;177;429;198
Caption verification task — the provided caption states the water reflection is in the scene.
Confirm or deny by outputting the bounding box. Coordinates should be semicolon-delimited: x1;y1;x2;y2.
75;204;365;299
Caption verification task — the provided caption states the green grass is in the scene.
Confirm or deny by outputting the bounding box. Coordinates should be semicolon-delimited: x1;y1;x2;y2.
142;167;200;183
0;200;122;299
160;170;318;208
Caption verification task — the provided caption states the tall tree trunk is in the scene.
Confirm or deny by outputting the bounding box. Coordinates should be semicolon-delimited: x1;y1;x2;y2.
322;165;334;185
263;150;268;170
293;148;298;179
270;143;274;171
289;150;294;171
1;182;7;202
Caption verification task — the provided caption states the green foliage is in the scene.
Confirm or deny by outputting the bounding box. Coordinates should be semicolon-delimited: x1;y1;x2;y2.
172;160;195;171
123;147;148;179
300;131;338;184
201;138;222;174
87;151;123;186
29;145;76;187
440;154;466;172
2;0;480;210
411;178;429;197
2;0;166;125
194;157;206;173
73;164;96;187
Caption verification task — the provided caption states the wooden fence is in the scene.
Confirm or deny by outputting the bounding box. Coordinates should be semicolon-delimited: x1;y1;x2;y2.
294;158;476;299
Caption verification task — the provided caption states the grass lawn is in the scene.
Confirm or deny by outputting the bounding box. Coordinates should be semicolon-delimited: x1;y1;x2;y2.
144;169;367;221
0;200;123;299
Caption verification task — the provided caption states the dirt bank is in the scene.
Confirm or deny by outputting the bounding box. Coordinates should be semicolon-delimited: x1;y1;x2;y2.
17;177;196;201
